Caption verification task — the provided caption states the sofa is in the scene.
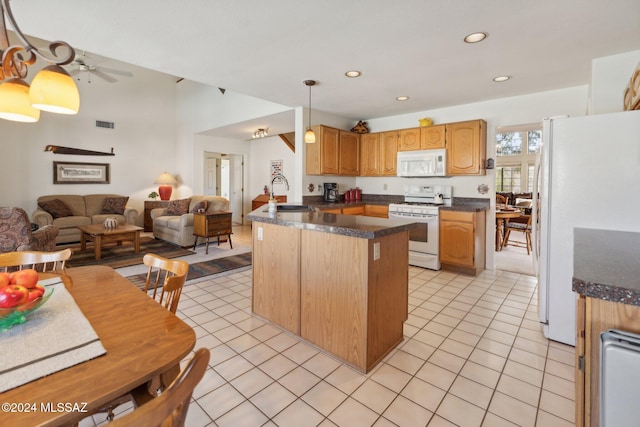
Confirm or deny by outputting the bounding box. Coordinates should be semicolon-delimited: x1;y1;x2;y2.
151;196;230;247
0;207;59;253
33;194;139;244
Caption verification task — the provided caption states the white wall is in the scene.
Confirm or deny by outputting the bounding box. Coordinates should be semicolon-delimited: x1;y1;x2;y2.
589;50;640;114
250;136;296;201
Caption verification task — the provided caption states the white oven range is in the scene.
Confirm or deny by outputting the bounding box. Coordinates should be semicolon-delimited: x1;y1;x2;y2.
388;185;452;270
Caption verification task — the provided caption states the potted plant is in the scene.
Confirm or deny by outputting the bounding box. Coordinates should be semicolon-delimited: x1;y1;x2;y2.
148;191;159;200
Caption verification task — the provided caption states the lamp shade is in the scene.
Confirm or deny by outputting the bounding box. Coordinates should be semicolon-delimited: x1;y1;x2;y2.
304;128;316;143
0;79;41;122
154;173;177;201
29;65;80;114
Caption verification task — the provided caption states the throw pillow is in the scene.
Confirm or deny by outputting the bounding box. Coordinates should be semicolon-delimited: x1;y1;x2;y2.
165;198;191;216
38;199;73;219
191;200;208;213
101;196;129;215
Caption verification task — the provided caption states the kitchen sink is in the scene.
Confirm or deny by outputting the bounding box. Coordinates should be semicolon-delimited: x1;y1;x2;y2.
263;205;314;212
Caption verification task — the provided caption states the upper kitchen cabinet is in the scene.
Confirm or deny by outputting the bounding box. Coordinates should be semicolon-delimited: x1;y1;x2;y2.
420;124;446;149
446;119;486;176
339;130;360;176
380;131;399;175
396;128;422;151
360;133;381;176
306;125;339;175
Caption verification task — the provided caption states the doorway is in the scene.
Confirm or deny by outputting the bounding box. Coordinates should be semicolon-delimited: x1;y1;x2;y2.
204;152;244;225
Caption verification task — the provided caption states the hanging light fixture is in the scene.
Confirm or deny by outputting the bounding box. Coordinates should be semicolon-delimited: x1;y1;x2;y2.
251;128;269;139
303;80;316;143
0;0;80;122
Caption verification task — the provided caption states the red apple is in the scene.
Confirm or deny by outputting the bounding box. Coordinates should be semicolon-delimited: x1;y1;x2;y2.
25;290;42;304
0;285;29;308
10;269;39;289
0;272;10;289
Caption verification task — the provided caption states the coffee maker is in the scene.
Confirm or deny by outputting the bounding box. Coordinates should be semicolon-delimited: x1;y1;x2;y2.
323;183;338;202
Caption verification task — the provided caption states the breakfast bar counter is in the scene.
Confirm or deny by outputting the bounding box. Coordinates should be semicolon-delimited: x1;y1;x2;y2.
248;206;414;373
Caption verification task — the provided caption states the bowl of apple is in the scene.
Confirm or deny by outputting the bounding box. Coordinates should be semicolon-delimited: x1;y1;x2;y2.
0;269;54;332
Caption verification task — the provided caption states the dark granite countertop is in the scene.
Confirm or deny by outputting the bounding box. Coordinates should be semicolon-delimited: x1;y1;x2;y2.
302;195;490;212
442;198;490;212
573;228;640;306
247;206;415;239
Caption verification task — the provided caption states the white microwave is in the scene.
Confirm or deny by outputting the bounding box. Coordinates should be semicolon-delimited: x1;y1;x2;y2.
397;149;446;177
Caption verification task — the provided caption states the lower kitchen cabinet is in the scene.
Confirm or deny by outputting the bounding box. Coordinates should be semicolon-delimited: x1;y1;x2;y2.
575;295;640;426
364;204;388;218
439;210;485;275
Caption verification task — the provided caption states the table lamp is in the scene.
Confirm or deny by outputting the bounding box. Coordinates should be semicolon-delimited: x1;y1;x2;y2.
154;172;177;200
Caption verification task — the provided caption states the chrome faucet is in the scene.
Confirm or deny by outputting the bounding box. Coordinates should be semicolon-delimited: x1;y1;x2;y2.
270;174;289;199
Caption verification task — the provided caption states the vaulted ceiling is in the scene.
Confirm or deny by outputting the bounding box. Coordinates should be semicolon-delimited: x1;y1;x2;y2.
10;0;640;123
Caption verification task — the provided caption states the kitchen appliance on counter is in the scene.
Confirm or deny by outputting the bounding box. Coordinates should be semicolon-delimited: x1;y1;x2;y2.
534;111;640;346
397;149;446;177
388;185;452;270
323;183;338;202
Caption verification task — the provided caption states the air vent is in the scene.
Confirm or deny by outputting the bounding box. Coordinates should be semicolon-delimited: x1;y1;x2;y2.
96;120;115;129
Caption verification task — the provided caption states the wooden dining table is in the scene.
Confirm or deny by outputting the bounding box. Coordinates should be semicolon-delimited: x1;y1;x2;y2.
0;266;196;427
495;209;522;251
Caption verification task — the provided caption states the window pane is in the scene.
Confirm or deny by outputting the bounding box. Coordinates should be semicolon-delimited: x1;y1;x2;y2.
496;166;521;192
528;130;541;154
527;164;535;192
496;132;522;156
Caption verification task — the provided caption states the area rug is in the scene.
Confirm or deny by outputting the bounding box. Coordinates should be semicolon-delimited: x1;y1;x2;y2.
125;252;252;289
65;237;195;269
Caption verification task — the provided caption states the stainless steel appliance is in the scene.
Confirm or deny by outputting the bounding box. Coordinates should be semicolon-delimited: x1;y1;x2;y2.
533;111;640;346
397;149;446;177
388;185;452;270
323;183;338;202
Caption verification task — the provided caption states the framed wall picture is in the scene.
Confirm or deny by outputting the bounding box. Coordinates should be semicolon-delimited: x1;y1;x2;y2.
53;161;110;184
271;160;283;183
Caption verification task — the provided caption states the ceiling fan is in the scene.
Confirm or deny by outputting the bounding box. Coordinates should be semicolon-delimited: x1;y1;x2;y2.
66;51;133;83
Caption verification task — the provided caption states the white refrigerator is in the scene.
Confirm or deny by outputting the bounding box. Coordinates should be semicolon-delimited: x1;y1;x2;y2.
533;110;640;346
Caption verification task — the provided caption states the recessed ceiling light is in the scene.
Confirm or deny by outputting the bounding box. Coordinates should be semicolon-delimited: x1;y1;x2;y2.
396;96;409;101
493;75;511;82
464;32;488;43
345;70;361;78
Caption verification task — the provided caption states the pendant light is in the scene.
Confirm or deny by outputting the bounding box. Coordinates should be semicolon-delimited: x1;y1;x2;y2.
0;0;80;122
303;80;317;143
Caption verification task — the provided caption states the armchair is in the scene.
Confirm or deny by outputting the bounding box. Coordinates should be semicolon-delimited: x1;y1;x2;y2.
0;207;59;253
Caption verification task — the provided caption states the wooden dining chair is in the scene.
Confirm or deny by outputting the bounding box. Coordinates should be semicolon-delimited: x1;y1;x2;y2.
142;253;189;314
503;214;532;254
496;194;508;205
0;248;72;273
108;348;210;427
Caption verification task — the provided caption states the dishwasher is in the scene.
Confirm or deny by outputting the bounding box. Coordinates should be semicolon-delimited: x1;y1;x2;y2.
600;329;640;427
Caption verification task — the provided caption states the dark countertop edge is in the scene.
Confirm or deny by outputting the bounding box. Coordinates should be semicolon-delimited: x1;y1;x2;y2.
572;278;640;306
247;212;415;239
302;196;490;211
572;228;640;306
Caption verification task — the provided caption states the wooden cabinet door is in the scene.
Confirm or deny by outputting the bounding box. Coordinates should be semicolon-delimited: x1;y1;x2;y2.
380;132;398;175
364;204;388;218
252;223;301;334
420;125;446;149
446;120;486;175
305;125;339;175
397;128;421;151
339;131;360;175
439;211;475;267
342;206;365;215
360;133;381;176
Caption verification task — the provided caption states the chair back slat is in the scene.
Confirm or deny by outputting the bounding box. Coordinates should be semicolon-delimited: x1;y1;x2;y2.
0;248;72;273
142;253;189;314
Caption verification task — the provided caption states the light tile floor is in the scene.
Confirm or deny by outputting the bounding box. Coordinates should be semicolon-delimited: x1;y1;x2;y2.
83;264;575;427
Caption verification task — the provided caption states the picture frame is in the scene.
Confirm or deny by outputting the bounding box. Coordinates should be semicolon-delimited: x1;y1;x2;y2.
271;160;283;183
53;161;110;184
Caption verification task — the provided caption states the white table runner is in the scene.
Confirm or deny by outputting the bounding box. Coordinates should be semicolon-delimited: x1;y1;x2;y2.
0;277;107;392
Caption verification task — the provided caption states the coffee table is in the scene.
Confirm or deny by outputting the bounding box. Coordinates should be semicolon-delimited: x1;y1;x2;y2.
78;223;143;260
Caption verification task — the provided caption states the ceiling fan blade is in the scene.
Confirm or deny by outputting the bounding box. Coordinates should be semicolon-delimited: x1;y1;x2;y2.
98;66;133;77
92;70;118;83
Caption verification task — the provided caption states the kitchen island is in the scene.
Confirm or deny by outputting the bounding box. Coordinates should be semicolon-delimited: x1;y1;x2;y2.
248;206;415;373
